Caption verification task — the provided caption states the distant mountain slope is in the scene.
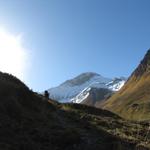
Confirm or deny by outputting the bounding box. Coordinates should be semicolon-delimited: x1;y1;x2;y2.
0;71;149;149
47;72;126;104
102;49;150;121
80;88;113;106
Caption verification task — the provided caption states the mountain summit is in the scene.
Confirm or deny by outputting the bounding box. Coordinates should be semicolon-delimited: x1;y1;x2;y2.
47;72;126;105
102;49;150;120
133;49;150;77
60;72;103;86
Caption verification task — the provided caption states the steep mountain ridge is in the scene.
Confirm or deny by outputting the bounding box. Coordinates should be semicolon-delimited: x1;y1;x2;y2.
48;72;126;104
133;50;150;77
102;49;150;120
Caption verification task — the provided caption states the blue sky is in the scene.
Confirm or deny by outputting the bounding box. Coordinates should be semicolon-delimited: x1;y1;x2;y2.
0;0;150;91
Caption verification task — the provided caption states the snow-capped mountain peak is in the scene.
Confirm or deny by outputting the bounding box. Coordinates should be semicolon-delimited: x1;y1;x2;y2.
61;72;109;86
47;72;126;103
107;78;126;91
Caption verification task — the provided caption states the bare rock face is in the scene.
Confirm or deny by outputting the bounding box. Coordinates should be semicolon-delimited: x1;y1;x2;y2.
133;50;150;77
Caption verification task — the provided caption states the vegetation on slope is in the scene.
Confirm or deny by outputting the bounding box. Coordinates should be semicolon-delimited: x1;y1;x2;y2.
102;50;150;121
0;71;149;149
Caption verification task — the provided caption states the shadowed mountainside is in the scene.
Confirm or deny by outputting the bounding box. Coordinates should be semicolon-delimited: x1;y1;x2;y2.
81;88;113;106
0;71;149;149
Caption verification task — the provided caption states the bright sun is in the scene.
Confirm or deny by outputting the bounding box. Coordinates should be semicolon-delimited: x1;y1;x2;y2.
0;28;28;80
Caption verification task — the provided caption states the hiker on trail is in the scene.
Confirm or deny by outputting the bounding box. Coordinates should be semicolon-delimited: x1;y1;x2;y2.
44;90;49;99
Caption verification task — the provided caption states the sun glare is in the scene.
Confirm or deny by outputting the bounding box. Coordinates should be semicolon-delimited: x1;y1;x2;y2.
0;28;28;80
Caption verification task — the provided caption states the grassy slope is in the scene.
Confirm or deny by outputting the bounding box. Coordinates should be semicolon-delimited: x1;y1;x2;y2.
0;72;149;149
102;50;150;121
103;75;150;120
